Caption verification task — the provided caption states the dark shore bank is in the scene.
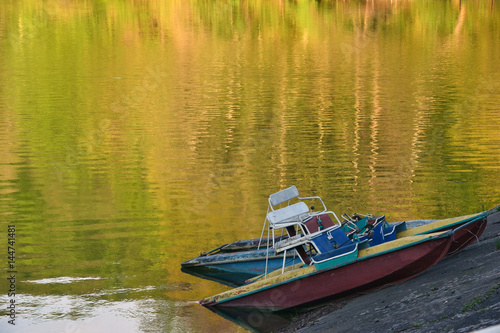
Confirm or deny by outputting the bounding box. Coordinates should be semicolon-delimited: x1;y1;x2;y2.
276;209;500;333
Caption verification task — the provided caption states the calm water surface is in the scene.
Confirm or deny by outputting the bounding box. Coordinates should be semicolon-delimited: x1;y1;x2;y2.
0;0;499;332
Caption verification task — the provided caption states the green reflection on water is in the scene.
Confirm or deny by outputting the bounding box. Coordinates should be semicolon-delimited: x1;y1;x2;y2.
0;0;499;332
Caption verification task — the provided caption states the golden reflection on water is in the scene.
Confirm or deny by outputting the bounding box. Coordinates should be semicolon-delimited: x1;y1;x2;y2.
0;0;499;332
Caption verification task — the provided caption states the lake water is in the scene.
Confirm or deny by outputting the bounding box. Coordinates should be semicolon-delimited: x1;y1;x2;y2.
0;0;499;332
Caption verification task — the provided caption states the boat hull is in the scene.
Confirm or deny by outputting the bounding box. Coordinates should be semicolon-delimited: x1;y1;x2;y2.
182;248;298;286
201;232;453;311
396;212;488;256
182;256;288;287
447;215;487;255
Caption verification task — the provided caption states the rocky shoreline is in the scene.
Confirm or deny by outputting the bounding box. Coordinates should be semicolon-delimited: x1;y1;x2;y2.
276;210;500;333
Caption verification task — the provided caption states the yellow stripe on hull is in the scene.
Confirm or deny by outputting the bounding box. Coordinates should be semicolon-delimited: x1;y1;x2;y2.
203;264;317;303
396;213;482;238
245;262;305;284
358;232;446;257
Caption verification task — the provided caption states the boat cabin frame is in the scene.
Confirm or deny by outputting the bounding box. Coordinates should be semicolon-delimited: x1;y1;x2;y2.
258;186;345;277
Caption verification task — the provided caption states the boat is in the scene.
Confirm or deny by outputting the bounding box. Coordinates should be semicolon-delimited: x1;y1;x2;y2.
199;197;460;312
182;186;490;286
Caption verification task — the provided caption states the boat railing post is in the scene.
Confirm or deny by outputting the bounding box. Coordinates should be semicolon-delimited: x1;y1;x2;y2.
282;249;287;274
265;225;270;279
272;228;275;248
258;206;271;250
